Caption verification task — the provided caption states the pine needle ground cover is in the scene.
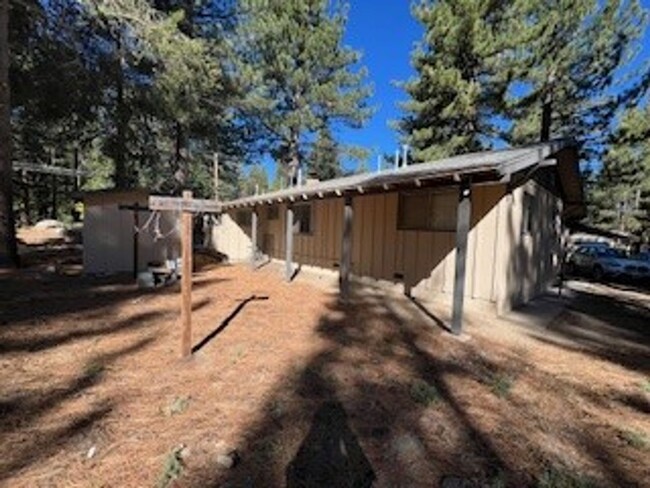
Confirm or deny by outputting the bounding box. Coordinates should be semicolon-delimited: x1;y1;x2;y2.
0;245;648;487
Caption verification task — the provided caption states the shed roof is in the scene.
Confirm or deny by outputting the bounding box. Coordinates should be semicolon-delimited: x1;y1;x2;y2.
81;188;150;207
222;139;581;211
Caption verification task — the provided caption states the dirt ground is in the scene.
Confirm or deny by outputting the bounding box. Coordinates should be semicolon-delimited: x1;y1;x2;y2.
1;234;649;487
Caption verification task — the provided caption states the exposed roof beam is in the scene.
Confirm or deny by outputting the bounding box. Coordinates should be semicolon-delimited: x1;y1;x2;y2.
14;162;87;177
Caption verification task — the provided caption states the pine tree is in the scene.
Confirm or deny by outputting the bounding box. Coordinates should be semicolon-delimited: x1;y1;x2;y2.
589;104;650;237
398;0;517;161
233;0;372;184
400;1;648;162
0;0;17;266
307;127;341;180
507;0;648;156
241;165;270;196
87;0;246;196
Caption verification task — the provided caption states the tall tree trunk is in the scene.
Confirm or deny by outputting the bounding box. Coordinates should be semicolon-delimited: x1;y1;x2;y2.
0;0;18;267
287;131;300;187
174;121;187;188
114;32;128;188
21;170;31;226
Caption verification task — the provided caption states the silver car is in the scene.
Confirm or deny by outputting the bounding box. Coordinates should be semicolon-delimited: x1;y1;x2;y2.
567;245;628;281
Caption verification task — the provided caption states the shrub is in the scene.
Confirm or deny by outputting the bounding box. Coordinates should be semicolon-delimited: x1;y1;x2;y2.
410;379;440;407
620;429;649;450
489;374;514;399
157;446;184;488
537;465;598;488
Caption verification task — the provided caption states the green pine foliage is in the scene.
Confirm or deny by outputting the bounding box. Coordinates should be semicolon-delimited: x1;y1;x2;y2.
3;0;650;247
588;104;650;237
240;165;270;197
307;127;341;181
506;0;647;156
400;0;648;162
398;0;518;161
232;0;372;183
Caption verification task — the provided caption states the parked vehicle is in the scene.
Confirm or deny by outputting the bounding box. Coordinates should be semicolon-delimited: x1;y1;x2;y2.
565;241;610;264
565;245;649;282
627;252;650;283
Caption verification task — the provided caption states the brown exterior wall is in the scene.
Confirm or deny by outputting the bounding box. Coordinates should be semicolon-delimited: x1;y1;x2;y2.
212;180;562;309
495;180;563;313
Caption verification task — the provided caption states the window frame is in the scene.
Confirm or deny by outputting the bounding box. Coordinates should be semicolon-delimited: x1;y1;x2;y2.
293;203;313;235
397;188;458;232
522;192;535;236
235;209;251;227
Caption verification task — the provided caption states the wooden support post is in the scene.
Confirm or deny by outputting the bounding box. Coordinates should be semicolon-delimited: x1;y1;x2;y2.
133;204;140;279
340;194;353;300
118;202;149;280
251;206;258;269
213;153;219;200
73;146;80;192
147;192;221;359
51;174;57;219
181;190;193;358
285;204;294;281
451;180;471;335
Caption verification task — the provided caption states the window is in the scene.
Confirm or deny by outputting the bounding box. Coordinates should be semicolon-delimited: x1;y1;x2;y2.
267;205;279;220
522;192;534;235
398;189;457;231
293;204;312;234
236;210;251;227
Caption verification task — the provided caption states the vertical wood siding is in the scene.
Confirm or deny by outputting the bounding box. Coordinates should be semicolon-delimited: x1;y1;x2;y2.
213;180;560;306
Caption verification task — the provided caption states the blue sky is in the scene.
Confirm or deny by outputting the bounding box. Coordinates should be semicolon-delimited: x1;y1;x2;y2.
339;1;650;169
258;1;650;178
337;1;421;171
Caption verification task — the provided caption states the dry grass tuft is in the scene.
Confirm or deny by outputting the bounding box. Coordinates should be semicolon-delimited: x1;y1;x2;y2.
156;446;184;488
409;379;440;406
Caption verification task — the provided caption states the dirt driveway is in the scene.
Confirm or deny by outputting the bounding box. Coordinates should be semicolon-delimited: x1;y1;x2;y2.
0;252;648;487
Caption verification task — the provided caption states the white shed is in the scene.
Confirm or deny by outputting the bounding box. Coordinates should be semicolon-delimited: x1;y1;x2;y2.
82;189;181;275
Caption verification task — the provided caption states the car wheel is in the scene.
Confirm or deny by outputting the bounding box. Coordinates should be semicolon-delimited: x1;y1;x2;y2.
592;265;604;282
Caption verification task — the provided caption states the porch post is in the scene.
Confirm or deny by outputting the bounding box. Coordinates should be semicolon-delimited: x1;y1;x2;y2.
285;204;294;281
340;194;353;299
250;206;258;269
451;180;472;335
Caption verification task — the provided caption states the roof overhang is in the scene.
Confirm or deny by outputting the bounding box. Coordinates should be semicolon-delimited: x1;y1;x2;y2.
554;146;585;220
221;139;581;210
222;140;579;209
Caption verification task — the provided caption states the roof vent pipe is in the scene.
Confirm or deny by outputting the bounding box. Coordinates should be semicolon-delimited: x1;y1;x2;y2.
402;144;409;167
394;149;399;170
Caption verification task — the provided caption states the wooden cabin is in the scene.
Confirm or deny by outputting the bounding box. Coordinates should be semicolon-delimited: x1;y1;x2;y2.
211;141;583;333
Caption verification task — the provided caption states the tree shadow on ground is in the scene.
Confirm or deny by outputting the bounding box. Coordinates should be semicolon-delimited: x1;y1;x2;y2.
0;335;157;481
0;310;163;353
523;281;650;374
0;243;230;328
186;276;650;487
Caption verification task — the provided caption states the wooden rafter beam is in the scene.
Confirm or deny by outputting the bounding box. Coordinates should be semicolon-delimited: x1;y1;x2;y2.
14;162;87;177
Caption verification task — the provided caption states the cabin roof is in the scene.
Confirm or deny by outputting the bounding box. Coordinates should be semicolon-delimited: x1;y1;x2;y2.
222;139;582;216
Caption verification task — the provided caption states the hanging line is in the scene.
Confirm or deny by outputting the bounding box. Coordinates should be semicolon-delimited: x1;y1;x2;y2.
134;210;158;234
154;210;181;241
